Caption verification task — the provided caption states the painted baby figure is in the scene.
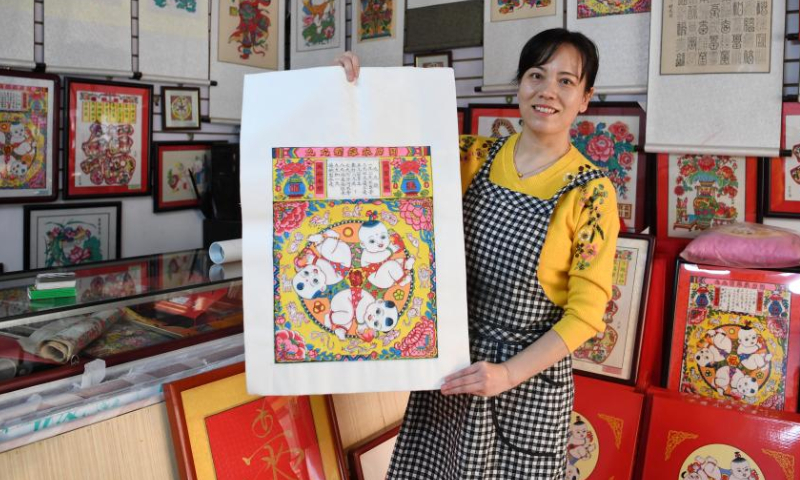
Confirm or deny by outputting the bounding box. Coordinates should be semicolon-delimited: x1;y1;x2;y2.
358;218;414;289
721;452;758;480
291;228;352;300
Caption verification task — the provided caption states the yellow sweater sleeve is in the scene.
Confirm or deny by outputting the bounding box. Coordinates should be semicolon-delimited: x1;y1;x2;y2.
459;135;496;195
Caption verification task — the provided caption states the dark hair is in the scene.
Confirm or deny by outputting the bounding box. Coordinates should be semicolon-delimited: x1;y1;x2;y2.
515;28;599;92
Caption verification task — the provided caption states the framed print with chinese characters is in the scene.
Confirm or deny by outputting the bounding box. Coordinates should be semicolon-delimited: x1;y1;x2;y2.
23;202;122;270
657;154;757;239
161;87;201;131
571;102;647;232
666;261;800;412
273;146;438;363
763;102;800;217
153;142;212;212
468;104;522;138
573;234;653;384
0;70;59;203
491;0;557;22
217;0;279;69
660;0;772;75
639;389;800;480
164;362;346;480
64;78;152;199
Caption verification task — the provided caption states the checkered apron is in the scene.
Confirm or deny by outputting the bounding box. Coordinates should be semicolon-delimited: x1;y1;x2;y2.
387;137;606;479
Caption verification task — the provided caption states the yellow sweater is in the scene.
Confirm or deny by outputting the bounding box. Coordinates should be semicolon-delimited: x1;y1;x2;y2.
459;134;619;352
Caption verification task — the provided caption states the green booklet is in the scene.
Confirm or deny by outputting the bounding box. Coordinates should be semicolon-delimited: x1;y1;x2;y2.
27;286;77;300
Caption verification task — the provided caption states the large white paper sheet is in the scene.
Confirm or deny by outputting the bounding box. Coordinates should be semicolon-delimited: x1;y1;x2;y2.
645;0;784;156
0;0;34;69
44;0;133;76
138;0;209;84
241;67;471;395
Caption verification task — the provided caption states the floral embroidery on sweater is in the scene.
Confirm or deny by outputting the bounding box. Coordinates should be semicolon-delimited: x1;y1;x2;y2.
573;179;608;271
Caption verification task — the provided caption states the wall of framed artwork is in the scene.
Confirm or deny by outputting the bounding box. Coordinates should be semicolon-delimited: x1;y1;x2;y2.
665;260;800;412
0;70;60;204
64;78;152;199
23;202;122;270
573;233;653;385
566;0;650;94
0;0;35;69
152;142;212;212
352;0;406;67
290;0;347;70
645;0;785;156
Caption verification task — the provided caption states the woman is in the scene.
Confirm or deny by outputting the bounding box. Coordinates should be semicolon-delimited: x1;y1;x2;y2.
338;28;619;479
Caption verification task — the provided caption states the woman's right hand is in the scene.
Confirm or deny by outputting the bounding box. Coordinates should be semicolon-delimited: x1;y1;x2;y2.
335;52;361;83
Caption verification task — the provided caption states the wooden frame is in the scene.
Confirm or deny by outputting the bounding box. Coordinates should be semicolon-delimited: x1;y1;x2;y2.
763;102;800;218
23;202;122;270
152;142;212;212
0;69;60;203
573;233;653;385
574;102;648;232
160;87;201;131
665;260;800;412
164;362;346;480
349;424;401;480
414;51;452;68
656;153;758;239
64;77;152;199
457;107;467;135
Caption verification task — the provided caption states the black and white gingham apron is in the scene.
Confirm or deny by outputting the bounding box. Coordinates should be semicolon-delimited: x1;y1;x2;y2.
387;137;606;479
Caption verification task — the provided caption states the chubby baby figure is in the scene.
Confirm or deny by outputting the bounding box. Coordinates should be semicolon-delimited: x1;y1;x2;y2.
358;220;414;289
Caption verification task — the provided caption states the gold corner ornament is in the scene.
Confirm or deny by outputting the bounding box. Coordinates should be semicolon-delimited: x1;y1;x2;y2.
762;448;795;480
597;413;624;450
664;430;699;461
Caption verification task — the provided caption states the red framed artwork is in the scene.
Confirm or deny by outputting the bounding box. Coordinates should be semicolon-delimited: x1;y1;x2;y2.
638;388;800;480
64;78;152;199
656;153;757;239
666;261;800;412
457;107;467;135
567;375;644;480
763;102;800;217
164;362;346;480
349;424;401;480
571;102;648;232
152;142;212;212
468;104;522;138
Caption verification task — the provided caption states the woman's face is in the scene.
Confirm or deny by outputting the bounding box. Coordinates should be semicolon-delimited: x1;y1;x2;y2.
517;44;593;140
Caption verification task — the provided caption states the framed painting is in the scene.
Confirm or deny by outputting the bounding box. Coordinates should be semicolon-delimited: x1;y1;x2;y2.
468;104;522;138
272;146;438;363
357;0;395;42
0;70;59;203
656;153;757;239
414;51;452;68
490;0;557;22
457;107;467;135
665;261;800;412
296;0;341;52
638;389;800;480
217;0;279;69
23;202;122;270
763;102;800;218
161;87;201;131
350;424;401;480
567;375;644;480
152;142;212;212
164;362;346;480
573;233;653;384
155;250;206;291
74;260;150;303
64;78;152;199
577;0;650;18
571;102;648;232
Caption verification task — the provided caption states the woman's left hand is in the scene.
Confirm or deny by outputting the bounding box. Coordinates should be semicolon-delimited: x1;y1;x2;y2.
440;361;515;397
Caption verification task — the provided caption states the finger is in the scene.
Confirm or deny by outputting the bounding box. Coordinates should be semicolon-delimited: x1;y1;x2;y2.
443;363;479;383
352;54;360;81
441;372;478;390
441;376;482;395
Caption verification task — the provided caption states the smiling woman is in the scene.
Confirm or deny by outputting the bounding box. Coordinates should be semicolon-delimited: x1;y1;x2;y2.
336;28;619;480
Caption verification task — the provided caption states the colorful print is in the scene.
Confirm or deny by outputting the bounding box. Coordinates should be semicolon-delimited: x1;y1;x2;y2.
669;155;745;238
170;95;193;122
782;114;800;202
577;0;650;19
678;275;791;410
359;0;393;41
229;0;271;60
566;412;600;479
43;220;103;268
0;83;49;191
153;0;197;12
476;115;523;138
300;0;337;49
273;146;437;363
679;445;764;480
491;0;556;21
218;0;278;69
570;117;638;222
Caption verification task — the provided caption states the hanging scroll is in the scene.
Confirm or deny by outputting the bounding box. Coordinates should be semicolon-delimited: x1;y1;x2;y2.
290;0;346;69
0;0;35;69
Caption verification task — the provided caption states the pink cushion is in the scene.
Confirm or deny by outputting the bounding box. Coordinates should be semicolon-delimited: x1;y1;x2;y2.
680;222;800;268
